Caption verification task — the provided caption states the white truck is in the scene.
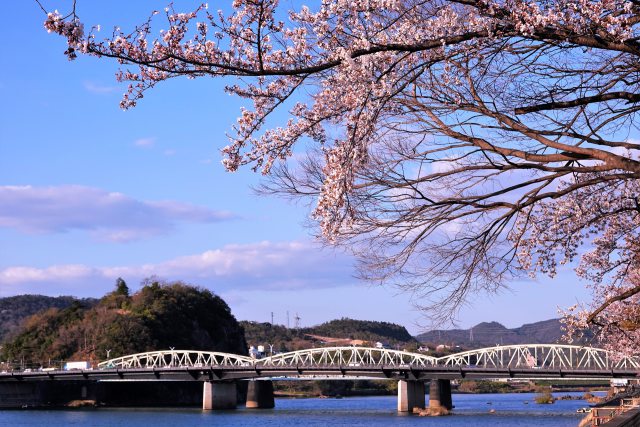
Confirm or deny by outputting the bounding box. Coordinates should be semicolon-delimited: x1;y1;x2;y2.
611;379;629;387
63;361;91;371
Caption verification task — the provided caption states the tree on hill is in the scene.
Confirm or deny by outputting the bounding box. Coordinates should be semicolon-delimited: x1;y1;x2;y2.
40;1;640;353
115;277;129;297
1;279;247;365
101;278;132;310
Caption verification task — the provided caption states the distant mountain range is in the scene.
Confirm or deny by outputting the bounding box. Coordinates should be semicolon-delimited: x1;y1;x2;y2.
416;319;565;347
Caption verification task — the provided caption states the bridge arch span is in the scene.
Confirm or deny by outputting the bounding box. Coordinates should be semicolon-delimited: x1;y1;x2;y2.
97;350;254;369
437;344;640;370
258;346;438;367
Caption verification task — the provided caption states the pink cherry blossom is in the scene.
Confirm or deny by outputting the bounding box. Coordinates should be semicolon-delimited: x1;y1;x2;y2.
40;0;640;351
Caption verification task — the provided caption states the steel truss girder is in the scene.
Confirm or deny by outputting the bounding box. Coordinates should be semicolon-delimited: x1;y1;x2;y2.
97;350;254;369
437;344;640;370
258;347;438;368
97;345;640;373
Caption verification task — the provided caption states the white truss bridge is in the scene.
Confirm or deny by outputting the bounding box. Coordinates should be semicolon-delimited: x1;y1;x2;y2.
97;344;640;374
100;350;254;369
438;344;640;370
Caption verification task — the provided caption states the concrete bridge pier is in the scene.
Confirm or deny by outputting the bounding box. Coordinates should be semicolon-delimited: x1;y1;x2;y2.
397;380;425;412
202;381;237;410
245;380;275;409
429;379;453;412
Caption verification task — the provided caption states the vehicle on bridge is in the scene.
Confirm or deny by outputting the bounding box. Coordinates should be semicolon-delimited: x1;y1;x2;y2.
64;361;91;371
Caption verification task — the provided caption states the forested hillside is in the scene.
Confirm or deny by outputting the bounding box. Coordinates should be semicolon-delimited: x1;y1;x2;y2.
241;318;418;352
305;318;416;344
241;322;302;352
0;295;98;342
1;279;246;366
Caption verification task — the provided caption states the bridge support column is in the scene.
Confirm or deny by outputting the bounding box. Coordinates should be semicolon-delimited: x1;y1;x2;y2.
429;379;452;412
202;381;237;410
397;380;425;412
246;380;275;409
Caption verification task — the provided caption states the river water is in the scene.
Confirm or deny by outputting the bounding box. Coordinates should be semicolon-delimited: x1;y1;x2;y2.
0;392;595;426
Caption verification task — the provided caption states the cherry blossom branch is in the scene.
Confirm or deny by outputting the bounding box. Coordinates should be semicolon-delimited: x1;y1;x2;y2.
515;91;640;114
39;0;640;336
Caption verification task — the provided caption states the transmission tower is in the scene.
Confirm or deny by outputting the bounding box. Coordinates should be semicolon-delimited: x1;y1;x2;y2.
294;313;301;329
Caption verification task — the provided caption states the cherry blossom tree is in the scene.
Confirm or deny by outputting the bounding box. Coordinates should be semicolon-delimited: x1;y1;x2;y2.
39;0;640;352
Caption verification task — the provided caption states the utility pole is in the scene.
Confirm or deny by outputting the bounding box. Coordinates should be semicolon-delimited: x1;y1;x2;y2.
287;311;290;329
271;312;274;325
295;313;301;329
470;327;474;343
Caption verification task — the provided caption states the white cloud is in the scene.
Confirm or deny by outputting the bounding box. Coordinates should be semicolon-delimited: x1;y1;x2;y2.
0;241;355;295
83;81;117;94
0;185;236;242
0;265;96;284
134;137;156;147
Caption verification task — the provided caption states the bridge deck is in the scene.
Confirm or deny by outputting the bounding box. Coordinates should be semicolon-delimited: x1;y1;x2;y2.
0;365;637;382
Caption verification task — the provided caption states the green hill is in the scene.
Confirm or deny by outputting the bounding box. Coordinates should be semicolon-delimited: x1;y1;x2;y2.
1;279;246;367
241;317;418;352
241;321;301;352
305;318;416;344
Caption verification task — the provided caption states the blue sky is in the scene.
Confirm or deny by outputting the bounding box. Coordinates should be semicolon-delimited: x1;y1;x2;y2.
0;1;589;335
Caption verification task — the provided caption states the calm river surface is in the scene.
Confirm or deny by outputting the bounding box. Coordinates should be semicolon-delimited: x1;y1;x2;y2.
0;392;595;426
